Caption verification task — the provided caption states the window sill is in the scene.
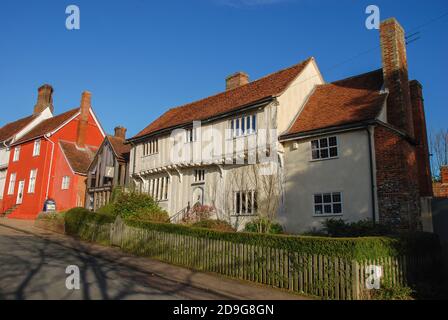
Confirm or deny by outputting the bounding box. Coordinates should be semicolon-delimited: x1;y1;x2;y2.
313;213;343;218
309;156;339;163
230;214;257;217
142;153;159;158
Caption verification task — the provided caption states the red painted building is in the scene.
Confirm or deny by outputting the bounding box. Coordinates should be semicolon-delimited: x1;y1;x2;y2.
2;86;104;219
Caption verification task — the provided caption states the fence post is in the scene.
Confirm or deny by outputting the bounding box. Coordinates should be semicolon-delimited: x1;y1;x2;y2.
352;261;360;300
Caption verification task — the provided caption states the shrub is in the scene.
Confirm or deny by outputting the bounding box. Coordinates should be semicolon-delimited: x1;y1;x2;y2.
96;203;116;216
370;284;414;300
65;207;114;234
112;192;166;219
181;204;215;224
244;218;284;235
192;219;235;232
132;207;169;222
37;211;65;221
322;219;394;237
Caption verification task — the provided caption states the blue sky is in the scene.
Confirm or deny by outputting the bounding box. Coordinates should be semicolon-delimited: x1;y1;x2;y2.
0;0;447;137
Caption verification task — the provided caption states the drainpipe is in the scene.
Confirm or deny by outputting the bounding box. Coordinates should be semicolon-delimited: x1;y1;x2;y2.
44;134;55;200
365;126;377;223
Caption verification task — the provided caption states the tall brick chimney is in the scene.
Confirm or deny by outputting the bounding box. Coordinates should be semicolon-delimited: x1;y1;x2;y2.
441;166;448;184
380;18;414;138
76;91;91;148
114;126;127;140
226;72;249;91
410;80;433;197
34;84;54;114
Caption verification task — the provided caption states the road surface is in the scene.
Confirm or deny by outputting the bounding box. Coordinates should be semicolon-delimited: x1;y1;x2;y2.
0;225;233;300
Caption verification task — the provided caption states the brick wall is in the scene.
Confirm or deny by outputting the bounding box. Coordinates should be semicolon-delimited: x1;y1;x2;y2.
374;125;421;230
410;80;433;197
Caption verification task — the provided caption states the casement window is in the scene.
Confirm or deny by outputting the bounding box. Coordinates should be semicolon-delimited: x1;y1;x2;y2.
8;173;16;195
146;176;169;201
186;128;198;143
61;176;70;190
143;139;158;156
230;114;257;138
13;147;20;162
311;136;338;160
33;139;41;156
234;190;257;216
194;169;205;183
28;169;37;193
313;192;343;216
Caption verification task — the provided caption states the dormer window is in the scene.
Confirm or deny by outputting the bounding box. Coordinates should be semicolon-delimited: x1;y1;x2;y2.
230;114;256;138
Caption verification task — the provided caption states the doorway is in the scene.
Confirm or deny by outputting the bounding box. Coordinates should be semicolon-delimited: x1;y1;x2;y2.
16;180;25;205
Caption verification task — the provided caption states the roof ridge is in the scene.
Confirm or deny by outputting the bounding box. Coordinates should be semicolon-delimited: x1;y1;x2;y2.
158;57;314;113
331;68;383;85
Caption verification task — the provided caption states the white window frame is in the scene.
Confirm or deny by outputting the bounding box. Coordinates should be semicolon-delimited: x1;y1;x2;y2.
313;192;343;216
33;139;41;157
8;173;16;195
147;176;169;201
193;169;205;183
61;176;71;190
230;114;257;138
310;136;338;161
28;169;37;193
13;146;20;162
143;139;159;157
233;190;257;216
186;128;198;143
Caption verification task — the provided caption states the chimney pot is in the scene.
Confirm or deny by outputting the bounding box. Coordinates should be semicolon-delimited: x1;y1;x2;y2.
226;72;249;91
76;91;92;148
380;18;414;137
114;126;127;140
34;84;54;114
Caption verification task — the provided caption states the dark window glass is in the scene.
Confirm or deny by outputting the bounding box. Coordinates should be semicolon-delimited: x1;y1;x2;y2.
320;149;329;158
314;194;323;204
330;147;338;157
333;204;342;214
323;194;332;203
311;140;319;149
324;205;332;214
332;193;341;202
329;136;337;146
320;138;328;148
236;192;241;214
312;150;319;160
315;205;323;214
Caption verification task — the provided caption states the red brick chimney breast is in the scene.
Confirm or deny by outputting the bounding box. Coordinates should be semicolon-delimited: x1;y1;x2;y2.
34;84;54;114
226;72;249;91
114;126;127;140
76;91;91;148
380;18;414;138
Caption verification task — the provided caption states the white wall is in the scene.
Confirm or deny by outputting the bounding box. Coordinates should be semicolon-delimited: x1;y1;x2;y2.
280;130;374;234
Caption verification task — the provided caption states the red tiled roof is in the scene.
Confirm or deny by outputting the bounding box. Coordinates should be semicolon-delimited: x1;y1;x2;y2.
13;108;79;145
0;114;38;143
283;69;387;137
132;57;314;139
107;135;131;162
59;141;97;175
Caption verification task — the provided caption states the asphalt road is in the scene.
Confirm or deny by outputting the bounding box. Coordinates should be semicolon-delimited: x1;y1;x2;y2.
0;225;231;300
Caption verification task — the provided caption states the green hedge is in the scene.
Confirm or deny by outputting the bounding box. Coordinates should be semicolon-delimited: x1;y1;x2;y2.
124;219;441;261
65;208;115;244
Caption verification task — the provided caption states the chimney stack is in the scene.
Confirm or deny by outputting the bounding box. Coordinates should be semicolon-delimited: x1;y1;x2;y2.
76;91;91;148
34;84;54;114
226;72;249;91
441;166;448;184
114;126;127;140
380;18;414;137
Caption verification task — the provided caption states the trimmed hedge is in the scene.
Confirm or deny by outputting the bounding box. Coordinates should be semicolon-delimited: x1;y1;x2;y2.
124;218;441;262
65;208;115;244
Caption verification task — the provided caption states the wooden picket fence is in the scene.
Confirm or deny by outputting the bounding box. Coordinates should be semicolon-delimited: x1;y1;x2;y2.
74;221;439;300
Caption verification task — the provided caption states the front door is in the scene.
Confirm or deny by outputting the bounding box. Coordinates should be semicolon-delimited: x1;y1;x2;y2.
16;180;25;204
